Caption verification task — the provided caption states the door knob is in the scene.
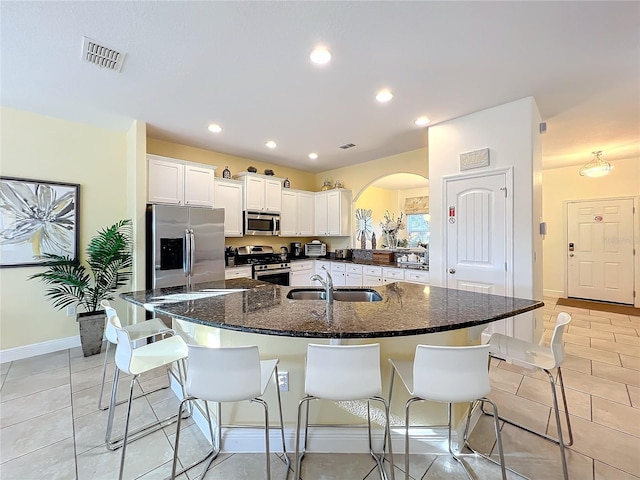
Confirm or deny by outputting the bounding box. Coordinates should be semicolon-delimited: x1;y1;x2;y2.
569;253;574;257
449;268;456;274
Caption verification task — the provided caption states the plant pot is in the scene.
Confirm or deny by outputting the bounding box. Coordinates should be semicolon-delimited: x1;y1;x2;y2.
77;311;105;357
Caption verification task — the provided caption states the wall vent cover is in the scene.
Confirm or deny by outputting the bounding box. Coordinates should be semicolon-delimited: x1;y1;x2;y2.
82;37;126;72
339;143;356;149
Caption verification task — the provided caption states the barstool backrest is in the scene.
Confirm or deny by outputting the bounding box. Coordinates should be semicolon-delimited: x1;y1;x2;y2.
305;343;381;400
101;300;121;344
186;345;262;402
412;344;490;403
110;315;135;374
549;312;572;367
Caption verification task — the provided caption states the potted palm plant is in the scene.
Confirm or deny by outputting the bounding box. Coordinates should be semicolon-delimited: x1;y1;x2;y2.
30;219;133;356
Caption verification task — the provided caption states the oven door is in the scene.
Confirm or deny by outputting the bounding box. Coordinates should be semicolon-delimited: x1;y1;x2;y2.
254;268;290;286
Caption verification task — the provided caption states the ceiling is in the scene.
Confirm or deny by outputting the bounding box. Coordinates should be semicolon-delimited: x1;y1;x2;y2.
1;2;638;174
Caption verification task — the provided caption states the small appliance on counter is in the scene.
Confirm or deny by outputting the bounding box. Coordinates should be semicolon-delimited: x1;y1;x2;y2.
290;242;304;258
279;246;289;261
305;240;327;257
225;245;235;267
334;249;352;260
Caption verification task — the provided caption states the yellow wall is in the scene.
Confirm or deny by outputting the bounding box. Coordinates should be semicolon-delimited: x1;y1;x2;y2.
0;108;129;350
542;157;640;298
355;186;397;247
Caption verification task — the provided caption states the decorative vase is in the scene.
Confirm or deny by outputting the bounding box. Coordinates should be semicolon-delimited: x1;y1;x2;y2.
371;232;376;249
77;311;105;357
222;166;231;179
360;233;366;249
284;177;291;188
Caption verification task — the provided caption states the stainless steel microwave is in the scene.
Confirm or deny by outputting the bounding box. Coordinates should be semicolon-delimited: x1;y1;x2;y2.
244;211;280;236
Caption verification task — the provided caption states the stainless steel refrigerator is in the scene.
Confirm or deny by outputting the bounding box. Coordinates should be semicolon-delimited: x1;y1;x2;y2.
146;204;225;289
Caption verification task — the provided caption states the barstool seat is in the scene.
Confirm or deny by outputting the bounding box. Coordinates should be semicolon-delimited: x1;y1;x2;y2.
389;344;507;480
104;314;188;480
171;344;287;480
487;311;573;480
98;300;173;410
294;343;395;480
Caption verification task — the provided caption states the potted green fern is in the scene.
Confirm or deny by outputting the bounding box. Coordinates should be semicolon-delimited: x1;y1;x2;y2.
30;219;133;356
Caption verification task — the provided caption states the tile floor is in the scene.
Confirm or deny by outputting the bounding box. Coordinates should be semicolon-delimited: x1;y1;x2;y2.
1;297;639;479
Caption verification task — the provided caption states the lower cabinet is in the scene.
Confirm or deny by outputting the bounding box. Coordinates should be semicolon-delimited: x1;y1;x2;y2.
290;261;315;287
363;266;383;286
330;262;346;286
225;266;252;280
346;264;363;286
382;267;405;285
404;270;430;285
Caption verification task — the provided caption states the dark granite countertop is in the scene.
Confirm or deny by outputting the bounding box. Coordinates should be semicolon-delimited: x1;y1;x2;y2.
290;257;429;270
120;279;543;339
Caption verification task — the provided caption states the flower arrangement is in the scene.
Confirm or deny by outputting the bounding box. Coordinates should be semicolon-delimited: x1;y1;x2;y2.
380;211;405;249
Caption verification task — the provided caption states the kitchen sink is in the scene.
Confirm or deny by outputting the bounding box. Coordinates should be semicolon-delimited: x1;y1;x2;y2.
287;288;382;302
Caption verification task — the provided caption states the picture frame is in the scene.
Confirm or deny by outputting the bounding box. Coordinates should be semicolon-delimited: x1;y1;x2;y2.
0;176;80;268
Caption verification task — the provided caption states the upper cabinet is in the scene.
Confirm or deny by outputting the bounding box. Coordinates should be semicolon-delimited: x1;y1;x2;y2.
281;189;314;237
315;189;352;236
214;178;243;237
234;172;282;213
147;154;216;207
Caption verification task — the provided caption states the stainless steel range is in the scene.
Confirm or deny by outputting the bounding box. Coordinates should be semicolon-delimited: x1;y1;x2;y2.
235;245;290;286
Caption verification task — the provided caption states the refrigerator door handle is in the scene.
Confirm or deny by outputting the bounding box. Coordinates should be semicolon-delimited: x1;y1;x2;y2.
184;229;191;277
189;229;196;276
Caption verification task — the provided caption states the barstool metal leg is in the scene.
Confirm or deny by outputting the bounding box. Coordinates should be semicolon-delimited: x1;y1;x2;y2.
117;374;138;480
547;369;569;480
273;366;290;469
251;398;271;480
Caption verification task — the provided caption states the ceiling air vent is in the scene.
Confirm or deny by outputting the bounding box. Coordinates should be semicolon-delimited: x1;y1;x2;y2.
339;143;356;149
81;37;126;72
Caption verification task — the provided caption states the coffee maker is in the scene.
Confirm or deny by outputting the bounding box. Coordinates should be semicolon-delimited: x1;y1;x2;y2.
290;242;303;258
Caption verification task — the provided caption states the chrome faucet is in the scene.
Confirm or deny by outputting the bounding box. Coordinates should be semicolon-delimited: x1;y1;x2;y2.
310;266;334;305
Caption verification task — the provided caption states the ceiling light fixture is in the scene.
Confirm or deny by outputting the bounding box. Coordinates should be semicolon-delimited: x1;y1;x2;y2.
579;150;613;177
310;46;332;65
376;89;393;103
414;116;430;127
308;153;318;160
207;123;222;133
265;140;277;149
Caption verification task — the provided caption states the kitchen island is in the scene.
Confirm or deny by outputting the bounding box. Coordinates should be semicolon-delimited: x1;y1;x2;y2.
119;279;543;453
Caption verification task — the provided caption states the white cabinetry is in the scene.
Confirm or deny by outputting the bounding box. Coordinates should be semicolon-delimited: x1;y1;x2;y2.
235;172;282;213
290;260;315;287
314;189;351;236
405;270;430;285
382;267;405;285
312;260;332;287
225;266;252;280
330;262;346;286
147;154;215;207
214;178;243;237
346;264;363;286
363;265;383;286
281;189;314;237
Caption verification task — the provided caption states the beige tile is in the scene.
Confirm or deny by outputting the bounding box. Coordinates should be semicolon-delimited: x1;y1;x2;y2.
70;343;111;373
565;343;621;366
569;325;615;340
4;350;69;380
563;332;592;346
516;375;591;421
487;388;551;434
592;322;640;336
298;453;383;480
615;333;640;346
71;375;144;418
610;317;640;329
0;437;76;480
0;383;70;428
592;361;640;388
494;360;549;382
0;406;73;463
594;460;640;480
71;362;114;392
621;354;640;371
0;366;69;402
562;368;630;405
489;366;523;394
629;385;640;408
569;318;594;329
548;414;640;476
582;313;614;324
590;310;633;321
591;338;640;357
592;396;640;437
562;355;592;374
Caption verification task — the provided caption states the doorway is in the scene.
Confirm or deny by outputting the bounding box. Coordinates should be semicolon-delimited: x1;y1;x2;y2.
566;197;635;305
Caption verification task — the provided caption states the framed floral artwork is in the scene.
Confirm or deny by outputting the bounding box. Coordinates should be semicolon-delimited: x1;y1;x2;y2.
0;176;80;267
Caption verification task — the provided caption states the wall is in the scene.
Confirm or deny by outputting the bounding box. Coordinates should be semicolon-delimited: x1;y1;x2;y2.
542;157;640;303
354;186;397;247
428;97;543;341
0;108;129;352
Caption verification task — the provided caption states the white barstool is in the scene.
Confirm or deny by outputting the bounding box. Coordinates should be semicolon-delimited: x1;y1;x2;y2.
98;300;173;410
487;311;573;480
388;344;507;480
104;314;189;480
170;344;287;480
294;343;395;480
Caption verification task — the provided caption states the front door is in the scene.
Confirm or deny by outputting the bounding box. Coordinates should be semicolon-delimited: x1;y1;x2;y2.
567;198;635;304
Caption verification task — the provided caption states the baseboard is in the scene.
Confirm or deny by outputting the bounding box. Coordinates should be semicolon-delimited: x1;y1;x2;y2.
543;289;563;298
169;377;456;455
0;335;81;364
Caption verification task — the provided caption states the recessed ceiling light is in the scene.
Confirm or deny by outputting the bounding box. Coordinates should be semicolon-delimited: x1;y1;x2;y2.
308;153;318;160
414;116;430;127
265;140;277;149
207;123;222;133
376;89;393;103
310;46;332;65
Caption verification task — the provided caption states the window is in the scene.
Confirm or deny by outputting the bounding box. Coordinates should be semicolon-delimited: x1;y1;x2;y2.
406;213;430;246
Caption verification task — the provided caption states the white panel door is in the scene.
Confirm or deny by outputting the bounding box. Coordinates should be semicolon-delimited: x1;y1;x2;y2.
446;172;508;295
567;198;635;304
